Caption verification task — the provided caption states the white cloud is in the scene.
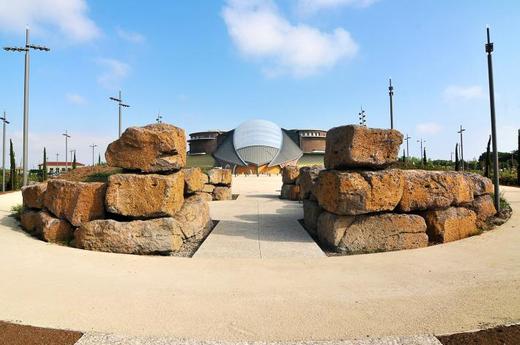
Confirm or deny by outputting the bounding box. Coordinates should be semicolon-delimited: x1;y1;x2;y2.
0;0;100;42
416;122;442;135
443;85;485;102
297;0;378;15
96;58;130;89
222;0;358;77
66;93;86;105
116;27;145;44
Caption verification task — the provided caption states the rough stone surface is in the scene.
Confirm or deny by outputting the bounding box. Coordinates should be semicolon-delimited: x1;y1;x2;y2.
75;218;185;255
44;179;106;227
422;207;478;243
464;194;497;228
282;166;300;184
207;168;232;186
21;182;47;209
20;209;42;235
280;184;300;201
317;212;428;253
464;172;494;196
213;186;232;201
105;123;186;172
324;125;403;169
399;170;473;212
315;169;404;216
195;192;213;202
105;173;184;218
303;199;322;235
20;210;73;243
202;184;215;193
298;166;321;200
183;168;206;194
173;195;212;240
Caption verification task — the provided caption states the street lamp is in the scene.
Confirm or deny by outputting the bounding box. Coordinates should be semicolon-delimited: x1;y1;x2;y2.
4;27;50;186
457;125;466;171
485;26;500;211
404;134;411;160
156;112;163;124
388;78;394;129
109;90;130;138
0;112;10;192
417;138;426;159
62;130;70;171
358;107;366;127
89;144;97;166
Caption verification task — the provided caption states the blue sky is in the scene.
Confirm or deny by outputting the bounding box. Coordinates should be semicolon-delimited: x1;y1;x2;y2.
0;0;519;167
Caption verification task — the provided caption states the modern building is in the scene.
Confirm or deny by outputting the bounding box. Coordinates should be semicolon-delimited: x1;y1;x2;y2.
187;119;326;174
38;161;85;175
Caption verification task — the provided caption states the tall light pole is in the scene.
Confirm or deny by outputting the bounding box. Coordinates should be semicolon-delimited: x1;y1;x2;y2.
4;27;50;187
109;90;130;138
89;144;97;166
485;26;500;211
156;112;163;124
457;125;466;171
56;153;59;162
358;107;366;127
388;78;394;129
404;134;411;160
62;130;70;171
0;112;10;192
417;138;426;159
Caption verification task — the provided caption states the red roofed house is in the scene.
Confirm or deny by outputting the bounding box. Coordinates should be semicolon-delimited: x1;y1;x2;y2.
38;161;85;175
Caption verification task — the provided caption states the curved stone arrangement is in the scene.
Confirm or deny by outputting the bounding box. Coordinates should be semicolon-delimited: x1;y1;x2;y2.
19;123;232;255
296;125;497;254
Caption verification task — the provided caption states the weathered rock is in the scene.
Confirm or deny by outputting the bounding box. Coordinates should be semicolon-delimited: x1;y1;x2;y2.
173;195;212;239
20;209;73;243
315;169;404;215
464;173;494;196
399;170;473;212
464;194;496;228
202;184;215;193
44;179;106;227
105;123;186;172
213;186;232;201
298;166;321;200
183;168;206;194
207;168;232;186
422;207;478;243
317;212;428;253
324;125;403;169
282;166;300;184
105;172;184;218
22;182;47;209
20;209;42;234
280;184;300;201
75;218;184;255
195;192;213;202
303;199;322;235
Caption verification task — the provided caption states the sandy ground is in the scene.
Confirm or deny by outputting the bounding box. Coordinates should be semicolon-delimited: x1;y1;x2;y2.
0;178;518;342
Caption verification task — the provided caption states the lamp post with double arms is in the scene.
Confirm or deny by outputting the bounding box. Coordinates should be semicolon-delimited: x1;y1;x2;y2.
89;144;97;166
0;112;10;192
62;130;70;171
404;134;411;160
457;125;466;171
109;91;130;138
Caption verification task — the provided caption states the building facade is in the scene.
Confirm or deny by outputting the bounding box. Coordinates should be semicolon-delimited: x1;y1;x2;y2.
38;161;85;175
188;131;223;155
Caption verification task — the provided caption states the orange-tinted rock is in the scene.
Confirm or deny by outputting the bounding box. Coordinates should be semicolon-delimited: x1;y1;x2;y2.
324;125;403;169
195;192;213;202
464;194;497;228
298;166;322;200
207;168;232;186
105;172;184;218
44;179;106;227
422;207;478;243
20;209;41;235
303;199;322;235
213;186;232;201
464;172;494;196
282;166;300;184
20;209;73;243
105;123;186;172
399;170;473;212
21;182;47;209
202;184;215;193
317;212;428;253
173;195;212;239
183;168;206;194
280;184;300;201
315;169;404;215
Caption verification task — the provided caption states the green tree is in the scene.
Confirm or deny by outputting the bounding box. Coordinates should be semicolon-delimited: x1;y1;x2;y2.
98;153;101;165
72;152;77;169
422;148;427;166
455;143;460;171
8;140;16;190
42;147;48;181
402;149;406;163
485;135;491;178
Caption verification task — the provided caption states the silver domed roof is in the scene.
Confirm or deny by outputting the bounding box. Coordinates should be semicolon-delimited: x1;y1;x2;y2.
233;119;283;151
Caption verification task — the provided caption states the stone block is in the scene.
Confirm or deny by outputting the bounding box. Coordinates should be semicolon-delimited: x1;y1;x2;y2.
282;166;300;184
422;207;478;243
213;186;232;201
21;182;47;209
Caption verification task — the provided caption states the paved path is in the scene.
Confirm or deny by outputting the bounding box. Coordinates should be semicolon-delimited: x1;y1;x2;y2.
195;175;324;258
0;180;518;343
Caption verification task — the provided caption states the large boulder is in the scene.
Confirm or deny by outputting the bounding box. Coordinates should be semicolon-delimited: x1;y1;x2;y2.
298;166;321;200
324;125;403;169
195;192;213;202
280;184;300;201
207;168;232;186
282;166;300;184
202;184;215;193
399;170;473;212
44;179;106;227
75;218;185;255
20;210;73;244
21;182;47;209
173;195;212;239
105;172;184;218
303;199;322;235
464;194;496;228
20;209;42;234
317;212;428;254
213;186;232;201
183;168;206;194
422;207;478;243
105;123;186;172
315;169;404;216
464;173;494;196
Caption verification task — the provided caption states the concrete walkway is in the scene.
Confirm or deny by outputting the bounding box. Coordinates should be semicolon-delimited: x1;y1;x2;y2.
195;175;324;258
0;181;518;343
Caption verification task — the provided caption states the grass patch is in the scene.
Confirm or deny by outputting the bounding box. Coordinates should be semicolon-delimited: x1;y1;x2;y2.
10;204;23;221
